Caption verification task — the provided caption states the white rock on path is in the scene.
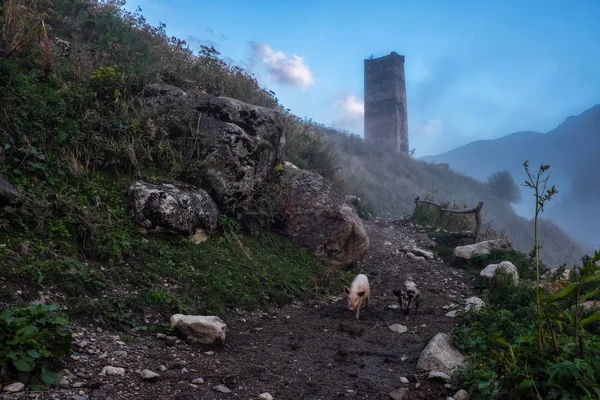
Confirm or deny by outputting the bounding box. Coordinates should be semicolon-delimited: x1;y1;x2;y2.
214;384;232;393
170;314;227;345
3;382;25;393
258;393;274;400
100;366;125;376
140;369;160;382
389;387;409;399
389;324;408;334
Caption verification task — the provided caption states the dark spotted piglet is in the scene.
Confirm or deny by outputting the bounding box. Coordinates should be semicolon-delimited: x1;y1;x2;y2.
393;280;420;321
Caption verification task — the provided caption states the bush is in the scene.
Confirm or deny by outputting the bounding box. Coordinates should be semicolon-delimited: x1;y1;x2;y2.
0;303;72;389
487;170;522;203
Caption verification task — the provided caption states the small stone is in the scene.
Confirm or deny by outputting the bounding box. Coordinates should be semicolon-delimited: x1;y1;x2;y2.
188;383;199;389
388;304;399;309
72;382;85;388
204;351;215;356
191;378;204;384
400;356;407;362
71;396;87;400
415;383;420;388
214;384;232;393
96;327;103;333
399;377;409;384
114;350;128;358
445;310;458;318
159;365;167;372
389;387;409;399
258;393;274;400
453;389;470;400
428;371;452;383
59;375;75;387
100;366;125;376
3;382;25;393
389;324;408;334
140;369;160;382
156;333;166;339
166;336;178;346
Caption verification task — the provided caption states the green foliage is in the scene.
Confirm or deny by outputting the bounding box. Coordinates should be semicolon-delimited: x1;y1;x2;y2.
487;170;522;203
452;165;600;399
281;116;340;184
0;303;71;389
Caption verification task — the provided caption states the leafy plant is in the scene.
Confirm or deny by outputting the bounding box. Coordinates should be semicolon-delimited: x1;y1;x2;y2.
523;160;558;348
0;303;72;390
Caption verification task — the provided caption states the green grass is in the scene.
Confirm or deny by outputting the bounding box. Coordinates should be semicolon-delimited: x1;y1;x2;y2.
0;171;351;330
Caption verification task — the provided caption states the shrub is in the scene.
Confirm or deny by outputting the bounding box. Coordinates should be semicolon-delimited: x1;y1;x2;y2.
0;303;71;389
487;170;522;203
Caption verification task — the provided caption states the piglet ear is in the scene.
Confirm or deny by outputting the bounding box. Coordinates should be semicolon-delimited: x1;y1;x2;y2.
344;286;350;295
357;291;366;297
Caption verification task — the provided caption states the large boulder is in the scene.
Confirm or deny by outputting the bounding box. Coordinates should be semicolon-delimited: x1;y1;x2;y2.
454;239;512;260
416;333;466;376
480;260;519;285
0;173;19;204
141;86;285;210
276;166;370;268
170;314;227;345
127;181;219;240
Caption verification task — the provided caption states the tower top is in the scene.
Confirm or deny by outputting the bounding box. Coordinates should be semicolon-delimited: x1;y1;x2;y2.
365;52;405;63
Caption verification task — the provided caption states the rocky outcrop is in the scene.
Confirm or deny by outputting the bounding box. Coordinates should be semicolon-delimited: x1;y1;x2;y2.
277;166;370;267
142;86;285;210
416;333;466;376
170;314;227;345
0;173;19;204
480;260;519;285
127;181;219;240
454;239;512;260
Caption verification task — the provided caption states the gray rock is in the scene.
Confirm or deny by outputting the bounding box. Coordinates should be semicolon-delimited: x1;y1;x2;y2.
428;371;452;383
389;388;409;399
170;314;227;345
275;166;370;267
389;324;408;334
0;173;19;204
127;181;219;238
480;261;519;285
258;393;274;400
140;369;160;382
416;333;466;376
3;382;25;393
454;239;512;260
214;384;232;393
166;336;178;346
453;389;470;400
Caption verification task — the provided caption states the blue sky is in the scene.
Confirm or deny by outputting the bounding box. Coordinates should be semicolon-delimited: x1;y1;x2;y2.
124;0;600;157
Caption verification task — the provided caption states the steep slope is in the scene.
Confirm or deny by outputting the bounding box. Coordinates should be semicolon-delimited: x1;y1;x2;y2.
317;125;589;268
420;104;600;250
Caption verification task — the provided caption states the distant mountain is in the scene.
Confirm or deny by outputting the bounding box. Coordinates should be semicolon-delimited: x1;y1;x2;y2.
421;104;600;250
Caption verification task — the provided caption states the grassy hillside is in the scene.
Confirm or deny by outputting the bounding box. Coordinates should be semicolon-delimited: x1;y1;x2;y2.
316;125;589;268
0;0;348;329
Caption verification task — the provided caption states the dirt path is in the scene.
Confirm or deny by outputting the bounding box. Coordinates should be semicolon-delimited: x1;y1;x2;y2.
1;219;478;400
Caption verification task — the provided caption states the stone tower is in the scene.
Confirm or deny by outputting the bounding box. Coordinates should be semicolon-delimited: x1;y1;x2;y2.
363;52;408;153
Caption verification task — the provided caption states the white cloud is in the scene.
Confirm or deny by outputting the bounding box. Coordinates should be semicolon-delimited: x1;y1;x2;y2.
412;119;443;136
335;94;364;119
250;43;315;91
331;94;364;133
